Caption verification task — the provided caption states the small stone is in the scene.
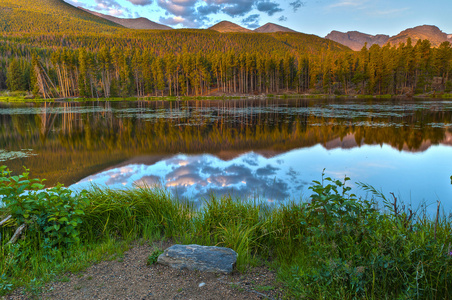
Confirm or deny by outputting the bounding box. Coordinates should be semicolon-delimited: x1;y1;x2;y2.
157;244;237;274
198;282;206;288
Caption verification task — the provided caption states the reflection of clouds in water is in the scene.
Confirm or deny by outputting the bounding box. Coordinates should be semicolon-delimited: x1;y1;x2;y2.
166;174;206;188
134;175;162;188
166;166;196;181
72;152;307;203
256;165;279;176
242;154;259;166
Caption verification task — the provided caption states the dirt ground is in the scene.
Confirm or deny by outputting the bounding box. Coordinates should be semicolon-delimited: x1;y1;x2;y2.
4;241;284;300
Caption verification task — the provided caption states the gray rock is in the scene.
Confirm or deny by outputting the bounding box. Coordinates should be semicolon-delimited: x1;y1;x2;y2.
157;244;237;274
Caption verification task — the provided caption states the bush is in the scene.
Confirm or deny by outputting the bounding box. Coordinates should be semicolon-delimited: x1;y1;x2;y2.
283;172;452;299
0;166;88;247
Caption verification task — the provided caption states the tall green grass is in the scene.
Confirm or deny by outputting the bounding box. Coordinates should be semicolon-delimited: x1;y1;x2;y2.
0;169;451;298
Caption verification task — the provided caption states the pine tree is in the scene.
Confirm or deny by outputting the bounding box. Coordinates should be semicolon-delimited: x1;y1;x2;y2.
6;58;23;91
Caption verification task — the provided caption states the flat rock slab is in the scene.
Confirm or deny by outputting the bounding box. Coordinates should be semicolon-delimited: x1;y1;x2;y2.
158;244;237;274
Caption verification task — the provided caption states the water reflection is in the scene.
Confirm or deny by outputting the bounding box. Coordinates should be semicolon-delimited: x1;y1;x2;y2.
0;98;451;212
71;153;304;203
71;143;451;215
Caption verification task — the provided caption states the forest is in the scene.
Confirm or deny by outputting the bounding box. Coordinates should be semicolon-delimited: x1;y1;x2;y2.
1;32;451;98
1;0;451;98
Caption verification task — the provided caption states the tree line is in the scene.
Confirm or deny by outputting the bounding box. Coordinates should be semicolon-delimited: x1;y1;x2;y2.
1;37;452;97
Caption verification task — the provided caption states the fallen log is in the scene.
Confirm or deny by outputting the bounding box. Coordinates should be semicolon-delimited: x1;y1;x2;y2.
0;215;12;226
8;224;27;244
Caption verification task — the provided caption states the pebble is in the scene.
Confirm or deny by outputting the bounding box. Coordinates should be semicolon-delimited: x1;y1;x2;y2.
198;282;206;288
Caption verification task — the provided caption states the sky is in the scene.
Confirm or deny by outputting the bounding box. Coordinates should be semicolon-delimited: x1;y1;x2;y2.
63;0;452;37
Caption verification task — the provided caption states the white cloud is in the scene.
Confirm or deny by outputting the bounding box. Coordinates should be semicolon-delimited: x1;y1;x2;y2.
328;0;368;9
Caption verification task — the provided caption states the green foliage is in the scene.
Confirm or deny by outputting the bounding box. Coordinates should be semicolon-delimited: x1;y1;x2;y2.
281;173;452;299
146;249;163;266
0;166;88;247
0;168;451;298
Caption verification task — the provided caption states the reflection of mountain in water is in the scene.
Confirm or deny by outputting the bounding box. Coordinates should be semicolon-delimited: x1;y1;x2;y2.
0;99;451;187
324;132;452;153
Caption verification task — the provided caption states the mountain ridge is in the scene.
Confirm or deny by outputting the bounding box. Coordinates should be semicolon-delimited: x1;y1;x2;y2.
254;23;297;33
208;21;252;33
326;25;452;50
387;25;449;47
79;7;171;30
325;31;389;51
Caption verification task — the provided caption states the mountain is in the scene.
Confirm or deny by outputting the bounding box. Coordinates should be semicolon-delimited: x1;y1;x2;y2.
0;0;121;33
326;25;451;51
325;31;389;51
209;21;252;33
254;23;297;33
387;25;449;47
79;7;171;30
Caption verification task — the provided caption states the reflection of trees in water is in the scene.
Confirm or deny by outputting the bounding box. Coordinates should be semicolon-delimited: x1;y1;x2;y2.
0;99;450;186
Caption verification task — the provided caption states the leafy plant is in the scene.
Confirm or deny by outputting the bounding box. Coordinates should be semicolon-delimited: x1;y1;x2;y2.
147;249;163;265
0;166;88;247
0;274;13;292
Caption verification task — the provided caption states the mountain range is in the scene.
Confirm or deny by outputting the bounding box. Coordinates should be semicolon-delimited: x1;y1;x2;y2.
326;25;452;51
0;0;451;52
82;4;451;51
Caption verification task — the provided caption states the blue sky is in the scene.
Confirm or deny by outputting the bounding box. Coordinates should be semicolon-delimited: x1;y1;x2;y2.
64;0;452;37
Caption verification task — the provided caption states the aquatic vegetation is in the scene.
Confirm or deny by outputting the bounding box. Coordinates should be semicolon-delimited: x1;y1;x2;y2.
0;150;36;162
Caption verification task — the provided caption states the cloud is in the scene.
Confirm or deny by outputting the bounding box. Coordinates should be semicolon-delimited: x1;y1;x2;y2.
289;0;305;12
368;7;410;16
158;0;197;17
278;15;287;22
126;0;152;5
256;1;282;16
241;14;260;29
72;0;133;17
159;14;205;27
156;0;285;28
204;0;254;17
328;0;368;9
108;8;125;16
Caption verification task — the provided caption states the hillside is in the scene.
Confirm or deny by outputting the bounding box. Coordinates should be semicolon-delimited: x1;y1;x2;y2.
254;23;297;33
269;31;350;53
209;21;252;33
325;31;389;51
79;7;171;30
387;25;449;47
0;0;121;33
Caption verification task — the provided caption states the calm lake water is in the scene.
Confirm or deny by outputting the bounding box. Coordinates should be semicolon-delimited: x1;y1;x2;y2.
1;98;451;214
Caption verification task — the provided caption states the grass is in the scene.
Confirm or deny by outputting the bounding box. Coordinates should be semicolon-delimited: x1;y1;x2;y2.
0;170;451;298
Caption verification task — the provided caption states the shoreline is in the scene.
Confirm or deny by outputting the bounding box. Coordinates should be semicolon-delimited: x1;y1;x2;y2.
1;92;452;103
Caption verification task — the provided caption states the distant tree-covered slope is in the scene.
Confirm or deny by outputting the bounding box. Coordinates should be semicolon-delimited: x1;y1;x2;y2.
4;28;349;56
0;0;121;33
268;32;351;53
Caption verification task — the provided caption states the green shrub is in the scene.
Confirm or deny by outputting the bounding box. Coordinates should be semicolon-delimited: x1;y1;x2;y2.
0;166;88;247
283;172;452;299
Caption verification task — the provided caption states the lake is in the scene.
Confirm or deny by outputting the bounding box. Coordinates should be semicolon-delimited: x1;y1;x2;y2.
0;98;451;215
